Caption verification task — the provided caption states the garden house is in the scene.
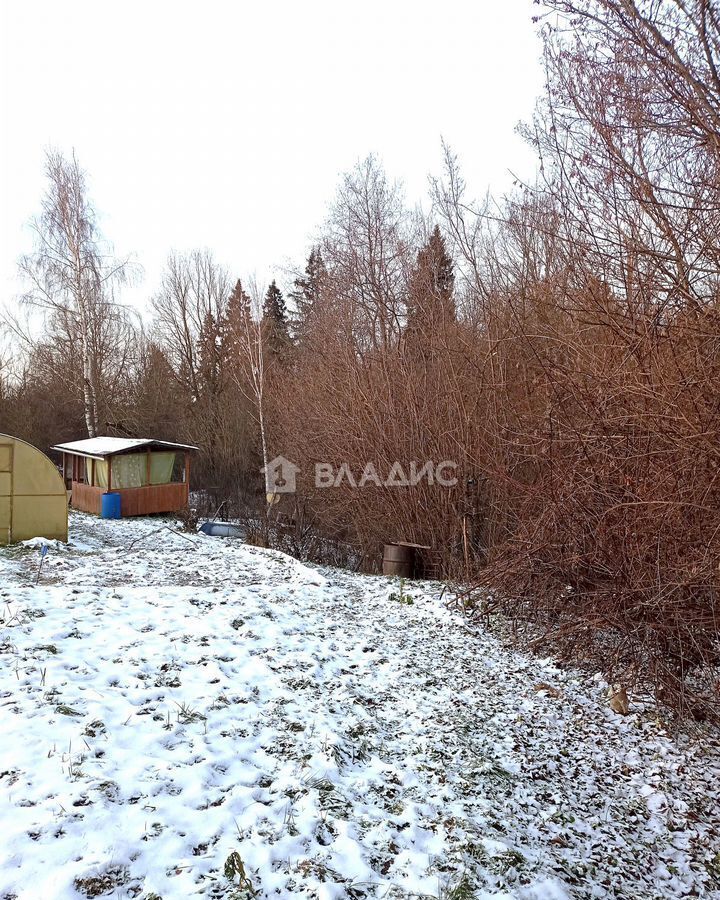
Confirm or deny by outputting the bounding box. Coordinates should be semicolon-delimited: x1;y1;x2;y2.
52;437;198;517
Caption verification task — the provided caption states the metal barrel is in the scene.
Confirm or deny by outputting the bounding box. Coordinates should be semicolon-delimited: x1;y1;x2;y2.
382;543;414;578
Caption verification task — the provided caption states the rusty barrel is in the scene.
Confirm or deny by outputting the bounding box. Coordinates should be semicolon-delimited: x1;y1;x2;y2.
382;543;414;578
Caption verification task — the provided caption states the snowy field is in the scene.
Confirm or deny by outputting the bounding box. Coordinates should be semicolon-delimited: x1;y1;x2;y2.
1;514;719;900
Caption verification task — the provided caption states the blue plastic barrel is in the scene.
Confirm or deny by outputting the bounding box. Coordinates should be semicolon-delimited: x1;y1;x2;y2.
101;492;121;519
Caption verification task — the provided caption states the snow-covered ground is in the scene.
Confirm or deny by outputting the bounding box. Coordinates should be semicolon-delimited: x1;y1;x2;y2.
1;514;719;900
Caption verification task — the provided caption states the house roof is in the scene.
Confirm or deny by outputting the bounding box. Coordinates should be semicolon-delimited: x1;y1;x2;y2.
51;437;199;461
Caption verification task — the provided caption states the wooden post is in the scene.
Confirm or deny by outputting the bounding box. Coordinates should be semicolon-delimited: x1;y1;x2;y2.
91;458;95;487
146;450;151;487
107;456;112;491
462;515;469;580
184;452;190;485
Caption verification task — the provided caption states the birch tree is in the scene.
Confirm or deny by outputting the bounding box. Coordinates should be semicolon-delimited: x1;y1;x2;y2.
19;150;131;437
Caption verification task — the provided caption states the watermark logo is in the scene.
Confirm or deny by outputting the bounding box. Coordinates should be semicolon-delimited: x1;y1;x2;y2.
260;457;457;492
262;455;301;494
315;460;457;488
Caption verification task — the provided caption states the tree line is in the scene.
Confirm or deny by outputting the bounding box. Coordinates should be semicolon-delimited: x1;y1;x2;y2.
2;0;719;716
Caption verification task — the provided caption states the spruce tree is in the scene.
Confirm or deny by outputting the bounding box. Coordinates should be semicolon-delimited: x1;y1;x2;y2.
262;280;291;359
227;278;252;324
222;278;252;365
197;311;222;397
406;225;455;334
289;247;326;344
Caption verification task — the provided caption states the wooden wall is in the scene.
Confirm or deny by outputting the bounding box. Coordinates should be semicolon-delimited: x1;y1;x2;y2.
71;481;188;517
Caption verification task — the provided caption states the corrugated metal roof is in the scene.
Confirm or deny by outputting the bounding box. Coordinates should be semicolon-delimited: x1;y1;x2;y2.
51;437;199;460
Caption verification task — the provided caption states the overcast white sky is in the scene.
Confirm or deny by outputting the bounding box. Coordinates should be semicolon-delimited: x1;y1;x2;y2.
1;0;544;314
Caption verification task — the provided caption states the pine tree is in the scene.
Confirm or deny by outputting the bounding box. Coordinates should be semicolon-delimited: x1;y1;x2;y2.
406;225;455;334
289;248;327;344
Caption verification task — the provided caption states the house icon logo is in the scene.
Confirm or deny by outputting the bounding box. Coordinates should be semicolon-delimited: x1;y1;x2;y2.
261;455;300;494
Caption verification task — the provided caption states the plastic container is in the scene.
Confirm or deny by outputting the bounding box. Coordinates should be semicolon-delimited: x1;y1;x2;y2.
199;521;243;538
101;492;121;519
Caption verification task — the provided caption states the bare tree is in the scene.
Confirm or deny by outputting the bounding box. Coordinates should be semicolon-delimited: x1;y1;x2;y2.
527;0;720;311
18;150;133;437
226;277;272;502
151;250;231;400
321;155;414;352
